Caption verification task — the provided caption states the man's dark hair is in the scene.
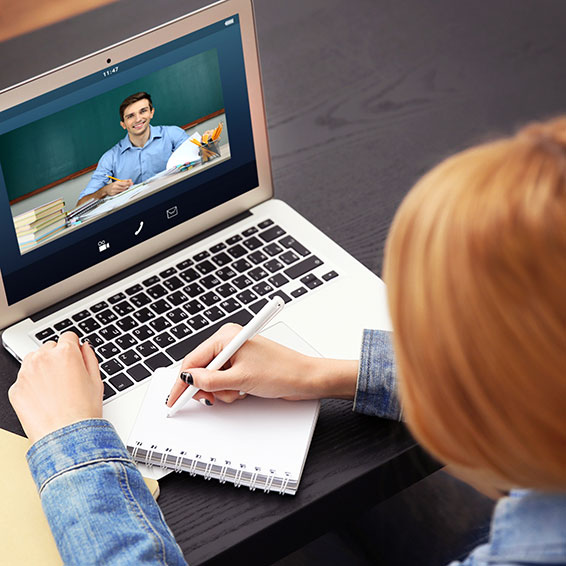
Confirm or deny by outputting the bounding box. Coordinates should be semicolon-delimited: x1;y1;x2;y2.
119;92;153;120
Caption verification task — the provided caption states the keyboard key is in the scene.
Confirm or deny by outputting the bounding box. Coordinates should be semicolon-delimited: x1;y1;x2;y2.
167;308;188;324
211;252;231;267
291;287;308;298
35;328;54;341
242;227;258;237
226;234;242;245
163;276;184;292
284;256;323;279
108;292;126;305
72;310;90;322
227;244;247;258
54;319;72;332
322;270;339;281
159;267;176;279
109;372;134;392
236;290;257;305
125;284;143;296
232;259;251;273
184;299;204;315
232;275;252;289
243;236;262;250
147;284;168;300
258;219;274;229
216;267;236;281
133;307;155;323
85;332;103;347
220;298;240;313
150;299;172;315
268;273;289;288
145;352;174;371
193;251;210;262
201;291;221;307
99;343;120;359
249;299;268;314
166;309;253;362
258;225;285;242
252;282;273;296
127;364;151;382
184;283;205;298
195;260;215;275
300;273;323;289
269;290;292;304
201;274;220;289
188;314;209;331
170;323;192;339
248;267;268;281
210;242;226;253
103;382;116;400
264;259;283;273
168;291;188;306
79;317;101;333
99;325;120;341
116;315;138;332
131;292;151;308
91;301;108;313
264;242;283;256
133;325;155;341
203;306;225;322
155;332;175;348
119;349;142;366
279;235;310;257
248;250;267;265
113;301;134;317
136;340;158;357
43;335;59;344
179;268;200;283
95;309;117;325
142;276;159;287
101;359;124;376
62;326;83;338
176;258;193;270
116;334;137;350
279;250;299;265
149;317;171;332
216;283;237;298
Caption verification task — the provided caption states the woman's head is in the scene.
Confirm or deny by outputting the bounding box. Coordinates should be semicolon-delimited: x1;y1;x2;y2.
384;117;566;490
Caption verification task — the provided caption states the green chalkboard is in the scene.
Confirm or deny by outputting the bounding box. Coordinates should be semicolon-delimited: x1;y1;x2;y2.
1;49;224;203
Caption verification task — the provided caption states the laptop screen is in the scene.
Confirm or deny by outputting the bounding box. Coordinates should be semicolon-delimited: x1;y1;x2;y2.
0;14;257;305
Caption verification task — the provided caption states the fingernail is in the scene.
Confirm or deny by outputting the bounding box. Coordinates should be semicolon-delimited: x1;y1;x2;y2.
165;395;170;406
180;372;193;385
239;391;246;396
199;398;207;406
82;338;91;345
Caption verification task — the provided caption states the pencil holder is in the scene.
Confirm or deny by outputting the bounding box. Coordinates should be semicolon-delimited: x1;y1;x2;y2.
199;139;220;163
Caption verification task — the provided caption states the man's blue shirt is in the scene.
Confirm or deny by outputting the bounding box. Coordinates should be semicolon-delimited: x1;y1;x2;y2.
79;125;188;201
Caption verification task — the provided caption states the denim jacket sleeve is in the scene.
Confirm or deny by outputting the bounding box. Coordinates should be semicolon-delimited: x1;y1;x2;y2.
26;418;187;566
353;329;402;420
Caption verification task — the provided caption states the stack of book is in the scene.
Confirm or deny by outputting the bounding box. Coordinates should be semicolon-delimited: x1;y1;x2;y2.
13;199;66;251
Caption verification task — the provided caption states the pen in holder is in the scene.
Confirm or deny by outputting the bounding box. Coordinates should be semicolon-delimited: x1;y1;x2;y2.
199;138;221;163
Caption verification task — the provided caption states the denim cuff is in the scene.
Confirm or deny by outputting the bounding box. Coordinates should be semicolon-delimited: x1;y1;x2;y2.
354;329;402;420
26;419;133;494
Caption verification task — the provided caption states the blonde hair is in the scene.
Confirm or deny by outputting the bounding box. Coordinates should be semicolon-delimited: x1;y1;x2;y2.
384;117;566;490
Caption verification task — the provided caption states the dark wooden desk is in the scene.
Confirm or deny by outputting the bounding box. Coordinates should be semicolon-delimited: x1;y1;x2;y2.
2;1;566;564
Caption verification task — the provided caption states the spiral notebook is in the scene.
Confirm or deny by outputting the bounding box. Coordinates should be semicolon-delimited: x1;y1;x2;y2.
126;323;320;495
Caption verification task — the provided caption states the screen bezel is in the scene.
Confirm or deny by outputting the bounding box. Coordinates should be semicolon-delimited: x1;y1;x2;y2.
0;0;272;329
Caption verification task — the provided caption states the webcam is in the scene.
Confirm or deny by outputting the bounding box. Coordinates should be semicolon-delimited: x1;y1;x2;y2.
106;58;112;64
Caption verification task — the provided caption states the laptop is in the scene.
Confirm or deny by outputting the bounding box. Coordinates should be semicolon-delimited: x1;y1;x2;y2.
0;0;390;448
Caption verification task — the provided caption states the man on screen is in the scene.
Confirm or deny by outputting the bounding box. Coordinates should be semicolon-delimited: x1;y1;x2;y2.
76;92;189;206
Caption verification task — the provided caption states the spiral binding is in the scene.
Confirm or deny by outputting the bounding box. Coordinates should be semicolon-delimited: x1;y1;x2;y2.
127;443;296;494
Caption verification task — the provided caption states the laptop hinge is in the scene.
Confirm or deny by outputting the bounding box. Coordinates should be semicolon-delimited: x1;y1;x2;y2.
30;210;252;322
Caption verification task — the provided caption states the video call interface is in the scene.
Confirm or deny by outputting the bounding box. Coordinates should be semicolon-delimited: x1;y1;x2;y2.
0;15;259;304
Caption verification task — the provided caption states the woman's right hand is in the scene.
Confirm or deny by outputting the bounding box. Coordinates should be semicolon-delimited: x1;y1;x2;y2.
166;323;358;407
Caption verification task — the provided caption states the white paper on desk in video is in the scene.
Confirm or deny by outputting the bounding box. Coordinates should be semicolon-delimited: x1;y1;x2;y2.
166;132;201;168
79;184;146;220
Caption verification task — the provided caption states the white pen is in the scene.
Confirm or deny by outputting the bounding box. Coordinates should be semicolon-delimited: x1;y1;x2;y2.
166;296;285;417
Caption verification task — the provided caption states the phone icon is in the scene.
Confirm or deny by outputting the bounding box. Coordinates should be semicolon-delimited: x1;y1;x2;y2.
134;221;144;236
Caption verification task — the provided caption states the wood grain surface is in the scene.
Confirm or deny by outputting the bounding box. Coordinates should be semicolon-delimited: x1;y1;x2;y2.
2;0;566;564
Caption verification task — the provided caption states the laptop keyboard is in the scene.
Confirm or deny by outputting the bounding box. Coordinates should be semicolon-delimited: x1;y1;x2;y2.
32;219;339;401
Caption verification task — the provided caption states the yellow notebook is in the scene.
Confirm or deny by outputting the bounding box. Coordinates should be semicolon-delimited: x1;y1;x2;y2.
0;428;159;566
